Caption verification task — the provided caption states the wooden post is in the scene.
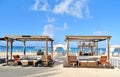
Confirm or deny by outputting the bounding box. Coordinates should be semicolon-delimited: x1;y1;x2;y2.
66;39;69;57
23;41;26;56
79;41;82;55
46;38;48;59
10;40;13;60
96;42;98;56
6;39;9;65
66;39;69;65
107;39;110;61
51;40;53;58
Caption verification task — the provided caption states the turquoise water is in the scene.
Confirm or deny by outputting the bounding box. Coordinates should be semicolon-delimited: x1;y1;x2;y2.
0;46;119;55
0;46;45;52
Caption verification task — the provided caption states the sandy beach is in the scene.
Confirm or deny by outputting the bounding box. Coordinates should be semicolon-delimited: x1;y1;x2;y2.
1;63;120;77
1;0;120;76
0;52;120;77
0;52;37;58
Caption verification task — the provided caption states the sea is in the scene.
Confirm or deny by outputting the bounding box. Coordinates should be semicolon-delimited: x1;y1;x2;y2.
0;46;119;55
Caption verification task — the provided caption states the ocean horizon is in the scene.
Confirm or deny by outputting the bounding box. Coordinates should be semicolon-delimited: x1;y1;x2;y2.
0;46;117;55
0;46;120;55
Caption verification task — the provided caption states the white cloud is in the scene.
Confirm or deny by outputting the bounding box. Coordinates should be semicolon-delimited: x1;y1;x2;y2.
42;24;54;38
32;0;40;11
53;0;85;18
85;6;92;18
53;0;90;18
32;0;50;11
42;23;68;38
32;0;91;19
93;31;108;36
53;0;72;14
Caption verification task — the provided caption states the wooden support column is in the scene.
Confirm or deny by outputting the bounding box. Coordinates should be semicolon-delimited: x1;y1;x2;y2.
96;42;98;56
66;39;69;57
46;38;48;58
10;40;13;60
23;41;26;56
6;39;9;65
79;41;82;54
66;39;69;65
51;40;53;57
107;39;110;61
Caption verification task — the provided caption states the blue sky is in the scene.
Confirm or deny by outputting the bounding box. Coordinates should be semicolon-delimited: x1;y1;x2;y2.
0;0;120;47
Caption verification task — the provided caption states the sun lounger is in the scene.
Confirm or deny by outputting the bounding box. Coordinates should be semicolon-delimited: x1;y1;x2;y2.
12;55;21;65
21;60;37;66
0;57;5;63
67;55;77;66
87;60;97;67
97;56;111;68
41;55;54;67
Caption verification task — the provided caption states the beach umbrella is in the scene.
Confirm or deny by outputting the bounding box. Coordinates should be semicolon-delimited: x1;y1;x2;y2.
110;45;120;56
53;44;66;52
110;45;120;48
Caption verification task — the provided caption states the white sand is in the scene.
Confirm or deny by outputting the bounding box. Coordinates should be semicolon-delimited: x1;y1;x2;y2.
22;64;120;77
0;52;6;57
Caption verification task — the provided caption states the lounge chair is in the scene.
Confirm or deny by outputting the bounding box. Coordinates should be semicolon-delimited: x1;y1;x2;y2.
37;49;44;55
0;57;5;63
97;56;110;68
47;55;54;67
40;55;54;67
13;55;21;65
67;55;77;66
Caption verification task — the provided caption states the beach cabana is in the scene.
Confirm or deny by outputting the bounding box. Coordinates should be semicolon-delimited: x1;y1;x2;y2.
0;38;5;46
65;36;111;65
0;38;6;63
53;44;66;52
110;45;120;56
4;35;54;65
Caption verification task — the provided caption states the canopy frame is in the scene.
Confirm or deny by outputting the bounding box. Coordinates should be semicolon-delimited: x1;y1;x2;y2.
65;35;111;62
4;35;54;65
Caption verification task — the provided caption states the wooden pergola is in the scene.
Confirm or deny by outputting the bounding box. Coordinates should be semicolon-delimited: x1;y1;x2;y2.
0;38;5;41
4;35;54;65
65;36;111;61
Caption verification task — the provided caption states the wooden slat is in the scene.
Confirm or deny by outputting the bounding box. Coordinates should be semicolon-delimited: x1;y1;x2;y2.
65;36;111;41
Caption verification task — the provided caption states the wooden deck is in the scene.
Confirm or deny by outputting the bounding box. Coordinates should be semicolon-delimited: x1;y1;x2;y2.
63;61;114;69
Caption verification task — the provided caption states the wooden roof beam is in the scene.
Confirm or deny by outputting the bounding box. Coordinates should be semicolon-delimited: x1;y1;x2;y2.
4;35;54;42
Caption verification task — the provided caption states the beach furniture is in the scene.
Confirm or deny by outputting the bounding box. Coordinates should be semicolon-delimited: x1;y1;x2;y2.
20;56;39;66
79;52;94;56
37;49;44;55
67;55;77;66
78;59;88;66
12;55;21;65
97;56;111;68
87;60;97;67
0;57;6;63
78;57;98;67
21;59;37;66
41;55;54;67
47;55;54;67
